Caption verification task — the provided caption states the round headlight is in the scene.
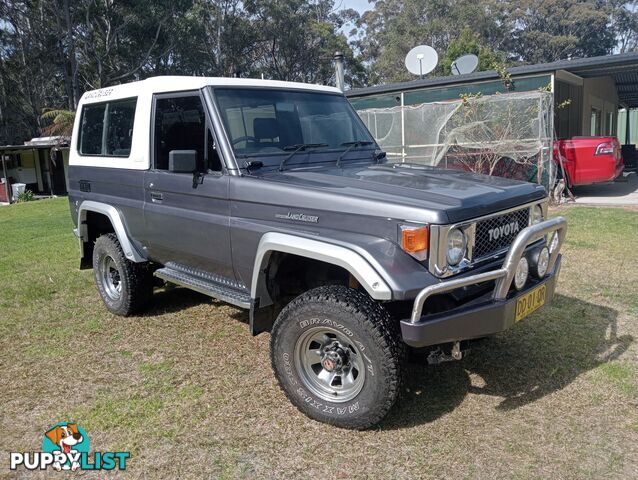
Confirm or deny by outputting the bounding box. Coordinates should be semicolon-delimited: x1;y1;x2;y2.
514;257;529;290
446;228;467;266
531;205;544;225
531;246;550;278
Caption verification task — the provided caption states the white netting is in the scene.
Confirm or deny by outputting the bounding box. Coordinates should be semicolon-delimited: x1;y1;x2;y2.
358;91;555;188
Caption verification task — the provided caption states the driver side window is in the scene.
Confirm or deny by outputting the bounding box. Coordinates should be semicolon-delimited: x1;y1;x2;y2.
153;94;222;172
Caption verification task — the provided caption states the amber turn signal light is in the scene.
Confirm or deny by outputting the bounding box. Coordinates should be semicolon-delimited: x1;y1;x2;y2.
401;226;429;253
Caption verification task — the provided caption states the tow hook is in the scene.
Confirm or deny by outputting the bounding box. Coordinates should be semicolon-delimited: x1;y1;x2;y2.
426;341;468;365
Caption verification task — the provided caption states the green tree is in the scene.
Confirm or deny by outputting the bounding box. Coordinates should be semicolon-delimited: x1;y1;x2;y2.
40;109;75;137
613;0;638;53
72;0;194;88
508;0;617;63
354;0;637;82
0;0;364;143
440;27;501;76
0;0;70;142
4;0;636;147
353;0;509;83
243;0;366;86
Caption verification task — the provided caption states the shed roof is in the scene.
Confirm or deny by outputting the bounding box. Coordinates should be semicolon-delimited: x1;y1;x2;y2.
347;51;638;108
0;144;68;152
24;136;68;147
0;144;41;152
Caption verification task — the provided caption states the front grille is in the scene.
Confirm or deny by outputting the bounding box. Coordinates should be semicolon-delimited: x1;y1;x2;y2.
473;208;530;259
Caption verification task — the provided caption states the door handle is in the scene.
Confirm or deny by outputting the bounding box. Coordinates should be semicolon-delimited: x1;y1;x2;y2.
150;192;163;202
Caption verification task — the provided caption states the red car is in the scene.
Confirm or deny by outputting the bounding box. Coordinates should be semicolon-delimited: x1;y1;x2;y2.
554;137;624;187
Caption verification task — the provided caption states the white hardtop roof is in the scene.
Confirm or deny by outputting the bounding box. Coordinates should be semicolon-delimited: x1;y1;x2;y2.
80;76;342;103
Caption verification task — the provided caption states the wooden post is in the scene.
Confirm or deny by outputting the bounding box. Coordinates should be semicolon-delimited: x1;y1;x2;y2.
39;148;54;196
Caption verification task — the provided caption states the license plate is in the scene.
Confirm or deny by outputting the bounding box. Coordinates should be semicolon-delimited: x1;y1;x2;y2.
515;284;547;322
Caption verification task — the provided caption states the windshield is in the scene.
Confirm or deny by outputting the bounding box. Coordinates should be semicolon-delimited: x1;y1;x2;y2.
212;87;376;167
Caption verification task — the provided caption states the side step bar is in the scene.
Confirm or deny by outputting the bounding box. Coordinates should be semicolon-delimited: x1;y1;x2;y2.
154;263;251;309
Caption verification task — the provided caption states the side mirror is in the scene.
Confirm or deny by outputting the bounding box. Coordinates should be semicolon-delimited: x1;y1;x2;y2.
168;150;198;173
375;150;387;163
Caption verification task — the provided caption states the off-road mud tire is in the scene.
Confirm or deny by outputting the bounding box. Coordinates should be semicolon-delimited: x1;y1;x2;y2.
92;233;153;316
270;285;404;429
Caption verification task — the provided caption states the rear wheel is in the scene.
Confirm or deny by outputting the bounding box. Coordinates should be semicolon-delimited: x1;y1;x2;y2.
93;233;153;316
270;285;404;429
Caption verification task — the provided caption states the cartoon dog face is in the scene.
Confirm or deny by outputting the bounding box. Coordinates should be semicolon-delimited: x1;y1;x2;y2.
45;424;83;453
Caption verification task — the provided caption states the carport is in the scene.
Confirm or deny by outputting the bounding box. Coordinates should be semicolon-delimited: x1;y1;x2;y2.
543;53;638;169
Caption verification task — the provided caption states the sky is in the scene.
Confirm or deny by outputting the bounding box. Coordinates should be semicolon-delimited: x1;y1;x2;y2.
339;0;374;14
337;0;374;39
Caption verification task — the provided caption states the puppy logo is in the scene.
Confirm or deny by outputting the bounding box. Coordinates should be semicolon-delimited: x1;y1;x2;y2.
43;423;90;471
10;422;129;471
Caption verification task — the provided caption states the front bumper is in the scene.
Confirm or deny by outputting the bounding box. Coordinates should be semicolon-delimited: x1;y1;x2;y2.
400;216;567;348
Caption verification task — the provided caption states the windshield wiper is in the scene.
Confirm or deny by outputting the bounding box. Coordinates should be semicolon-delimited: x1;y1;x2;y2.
336;141;374;167
279;143;328;171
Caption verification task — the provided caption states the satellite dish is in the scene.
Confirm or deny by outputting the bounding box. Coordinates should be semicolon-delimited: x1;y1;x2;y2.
405;45;438;78
451;54;479;75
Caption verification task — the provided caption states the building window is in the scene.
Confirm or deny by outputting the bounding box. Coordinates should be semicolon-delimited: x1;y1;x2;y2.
590;108;602;136
1;153;21;169
605;111;615;136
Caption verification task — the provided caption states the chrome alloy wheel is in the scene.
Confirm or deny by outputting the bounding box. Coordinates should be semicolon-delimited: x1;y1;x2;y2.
294;326;366;403
99;255;122;300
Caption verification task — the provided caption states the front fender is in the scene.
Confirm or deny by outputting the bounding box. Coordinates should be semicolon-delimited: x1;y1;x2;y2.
251;232;393;304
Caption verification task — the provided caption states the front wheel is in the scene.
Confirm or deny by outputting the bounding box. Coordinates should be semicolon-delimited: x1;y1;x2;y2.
270;285;404;429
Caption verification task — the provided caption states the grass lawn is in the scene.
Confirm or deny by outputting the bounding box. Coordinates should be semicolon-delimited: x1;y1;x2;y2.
1;198;637;479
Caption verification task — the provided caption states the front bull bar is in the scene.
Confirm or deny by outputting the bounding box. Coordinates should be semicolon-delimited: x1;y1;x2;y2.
409;216;568;324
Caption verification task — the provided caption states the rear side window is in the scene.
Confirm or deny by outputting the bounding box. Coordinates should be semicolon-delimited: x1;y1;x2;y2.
78;98;137;157
79;104;106;155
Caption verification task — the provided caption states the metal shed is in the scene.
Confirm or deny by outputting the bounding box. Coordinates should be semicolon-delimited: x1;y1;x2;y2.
0;137;69;203
347;51;638;144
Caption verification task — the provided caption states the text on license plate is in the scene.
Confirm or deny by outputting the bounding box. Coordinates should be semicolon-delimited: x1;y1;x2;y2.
515;284;547;322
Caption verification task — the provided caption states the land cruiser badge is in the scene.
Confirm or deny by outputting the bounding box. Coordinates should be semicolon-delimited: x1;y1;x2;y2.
275;212;319;223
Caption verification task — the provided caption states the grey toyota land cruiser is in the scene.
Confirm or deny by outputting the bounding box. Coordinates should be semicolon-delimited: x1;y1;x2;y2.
68;76;567;429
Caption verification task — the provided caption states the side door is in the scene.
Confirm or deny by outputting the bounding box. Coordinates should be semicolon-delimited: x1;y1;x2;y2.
143;91;234;279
